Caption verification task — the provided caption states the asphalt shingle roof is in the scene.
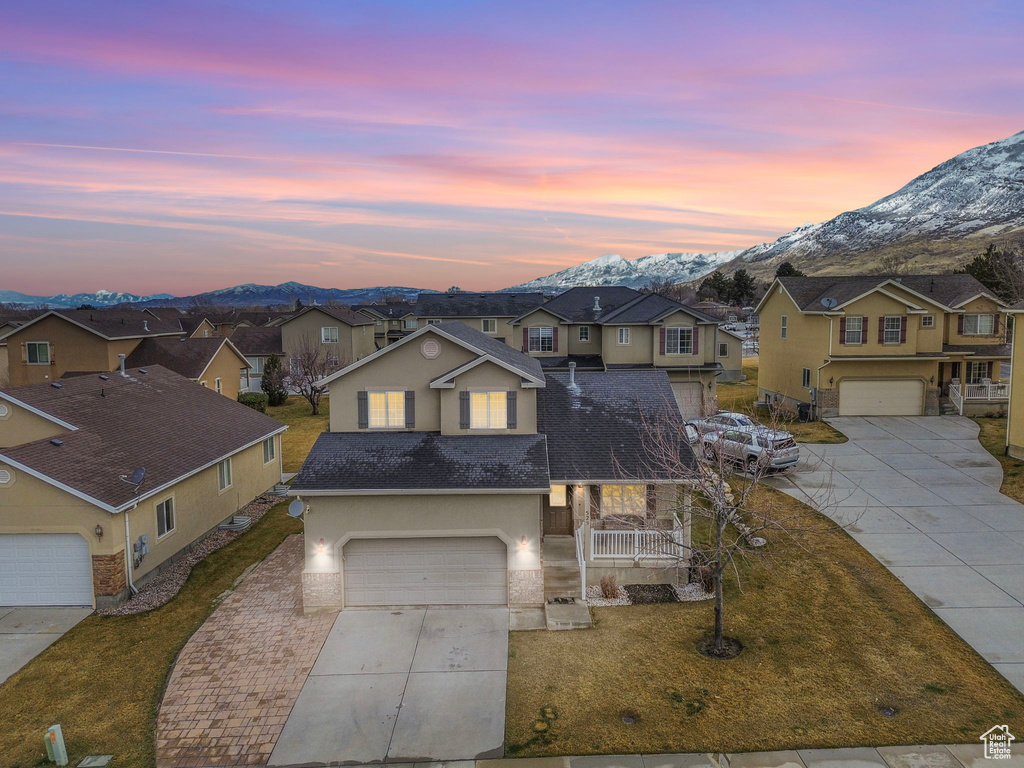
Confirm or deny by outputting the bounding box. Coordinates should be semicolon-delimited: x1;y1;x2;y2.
942;343;1011;357
779;274;999;312
415;292;544;318
287;305;373;327
124;337;237;379
49;309;183;339
352;303;415;319
291;432;549;492
0;366;285;510
230;326;284;357
431;322;544;381
533;286;643;323
538;370;694;482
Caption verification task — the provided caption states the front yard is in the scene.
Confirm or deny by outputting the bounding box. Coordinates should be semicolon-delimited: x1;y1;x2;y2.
974;416;1024;504
0;504;302;768
506;486;1024;755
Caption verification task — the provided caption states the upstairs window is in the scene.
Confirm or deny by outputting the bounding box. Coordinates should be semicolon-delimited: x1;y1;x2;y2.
617;327;631;345
844;316;863;345
665;327;694;355
921;314;935;328
528;327;554;352
481;318;498;333
368;391;405;428
780;316;787;339
470;391;507;429
883;316;902;344
321;326;339;344
26;341;50;365
403;319;418;329
578;326;591;342
963;314;995;335
215;378;222;394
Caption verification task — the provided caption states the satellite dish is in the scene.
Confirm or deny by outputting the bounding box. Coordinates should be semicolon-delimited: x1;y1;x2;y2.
129;467;146;486
821;297;838;309
288;499;305;518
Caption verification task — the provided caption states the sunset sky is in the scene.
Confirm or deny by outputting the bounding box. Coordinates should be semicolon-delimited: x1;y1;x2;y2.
1;0;1022;296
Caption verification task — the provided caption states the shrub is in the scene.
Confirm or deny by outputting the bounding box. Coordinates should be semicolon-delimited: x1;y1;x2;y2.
599;574;618;599
238;391;269;413
261;354;288;406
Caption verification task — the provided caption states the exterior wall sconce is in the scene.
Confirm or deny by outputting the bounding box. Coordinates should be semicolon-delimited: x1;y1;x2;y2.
94;524;103;540
828;376;834;386
930;375;935;384
317;538;326;554
520;536;528;549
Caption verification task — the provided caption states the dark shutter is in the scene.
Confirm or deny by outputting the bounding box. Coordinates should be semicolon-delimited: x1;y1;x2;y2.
878;317;885;344
839;317;847;345
590;485;601;520
506;390;517;429
659;327;667;354
405;390;415;428
20;341;26;364
522;328;529;352
900;316;907;344
958;314;964;335
357;390;368;429
861;317;868;344
692;326;699;356
459;390;470;429
994;315;1001;336
988;361;994;380
552;327;558;352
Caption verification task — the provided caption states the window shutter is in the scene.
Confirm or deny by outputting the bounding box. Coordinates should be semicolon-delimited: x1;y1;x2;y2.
900;316;907;344
861;317;868;344
958;314;964;335
659;327;666;354
988;361;994;380
522;328;529;352
357;391;368;429
994;315;1001;336
839;317;847;345
878;317;885;344
20;342;26;364
692;327;699;356
590;485;601;519
405;390;415;428
507;390;517;429
459;391;470;429
646;485;656;516
552;327;558;351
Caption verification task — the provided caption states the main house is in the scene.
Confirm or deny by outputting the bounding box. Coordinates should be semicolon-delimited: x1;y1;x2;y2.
290;321;694;613
0;366;285;608
756;274;1009;417
508;286;743;418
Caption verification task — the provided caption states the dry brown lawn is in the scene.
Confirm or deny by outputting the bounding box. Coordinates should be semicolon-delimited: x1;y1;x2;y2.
974;417;1024;504
268;395;330;472
506;487;1024;756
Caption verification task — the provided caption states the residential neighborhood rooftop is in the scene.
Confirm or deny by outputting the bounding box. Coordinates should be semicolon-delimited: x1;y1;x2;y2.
414;291;545;318
229;326;284;357
124;337;244;379
777;274;1000;312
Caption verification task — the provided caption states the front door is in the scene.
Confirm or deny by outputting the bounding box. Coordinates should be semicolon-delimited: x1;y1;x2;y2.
543;495;573;535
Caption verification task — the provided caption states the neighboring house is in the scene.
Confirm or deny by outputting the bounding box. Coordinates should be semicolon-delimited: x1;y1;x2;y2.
279;306;376;373
352;302;418;348
509;286;742;418
229;326;284;383
1003;300;1024;460
756;274;1010;417
290;321;694;613
0;310;184;388
413;292;546;343
178;317;218;339
0;313;34;386
124;336;252;399
0;366;285;607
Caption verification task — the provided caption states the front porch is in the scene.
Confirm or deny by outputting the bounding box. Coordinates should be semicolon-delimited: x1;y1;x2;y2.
940;354;1010;416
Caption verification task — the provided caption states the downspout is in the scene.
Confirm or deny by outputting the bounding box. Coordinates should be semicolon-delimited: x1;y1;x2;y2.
123;506;139;596
815;316;835;420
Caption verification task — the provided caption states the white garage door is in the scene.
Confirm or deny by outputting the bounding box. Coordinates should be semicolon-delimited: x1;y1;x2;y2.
0;534;93;606
344;536;507;607
839;379;924;416
671;382;704;420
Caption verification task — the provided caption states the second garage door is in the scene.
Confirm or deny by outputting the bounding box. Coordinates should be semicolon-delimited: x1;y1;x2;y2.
838;379;924;416
343;536;507;607
0;534;94;606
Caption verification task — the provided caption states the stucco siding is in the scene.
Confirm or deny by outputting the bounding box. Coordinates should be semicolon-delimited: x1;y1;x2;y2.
0;400;69;447
438;361;538;435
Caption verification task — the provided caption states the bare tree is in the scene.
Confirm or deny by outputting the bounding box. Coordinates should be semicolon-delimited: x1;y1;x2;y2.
872;252;911;277
289;333;347;415
641;278;697;304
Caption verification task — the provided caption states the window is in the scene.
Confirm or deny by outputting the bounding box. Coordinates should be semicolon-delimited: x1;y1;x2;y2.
921;314;935;328
404;319;418;329
967;361;990;384
963;314;995;335
262;436;276;464
247;356;264;374
481;318;498;333
321;326;339;344
215;378;222;394
156;498;175;538
718;342;729;358
845;316;863;345
600;484;647;518
376;319;383;326
617;327;631;345
470;391;507;429
578;326;591;342
289;358;304;376
665;327;693;355
426;319;442;325
26;341;50;365
780;316;787;339
528;327;554;352
203;329;210;337
883;316;902;344
217;459;232;491
369;391;405;428
802;368;811;388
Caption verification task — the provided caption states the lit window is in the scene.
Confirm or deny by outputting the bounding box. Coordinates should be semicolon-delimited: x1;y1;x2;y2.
549;484;567;506
217;459;232;491
963;314;994;335
156;498;175;537
845;316;863;344
481;318;498;333
883;316;902;344
470;391;507;429
263;436;276;463
26;342;50;365
578;326;591;342
617;327;630;345
369;391;405;428
321;326;339;343
665;327;693;354
921;315;935;328
528;327;553;352
600;485;647;517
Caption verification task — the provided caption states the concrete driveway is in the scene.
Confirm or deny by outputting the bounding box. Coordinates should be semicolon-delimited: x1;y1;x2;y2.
770;416;1024;694
269;606;509;766
0;607;92;685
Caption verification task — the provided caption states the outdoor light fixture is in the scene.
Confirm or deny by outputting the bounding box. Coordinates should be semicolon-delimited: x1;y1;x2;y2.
94;525;103;540
829;376;834;385
317;538;325;554
930;375;935;384
520;536;528;549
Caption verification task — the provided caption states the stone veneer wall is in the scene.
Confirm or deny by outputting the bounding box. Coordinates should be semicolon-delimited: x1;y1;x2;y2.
92;551;126;597
509;569;544;606
925;387;940;416
302;571;342;613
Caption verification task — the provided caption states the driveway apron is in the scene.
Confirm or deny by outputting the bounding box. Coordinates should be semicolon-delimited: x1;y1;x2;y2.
769;415;1024;694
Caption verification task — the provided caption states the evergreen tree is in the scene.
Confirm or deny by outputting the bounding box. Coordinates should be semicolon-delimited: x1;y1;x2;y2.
730;269;757;305
698;271;731;301
955;244;1023;302
774;261;805;278
261;354;289;407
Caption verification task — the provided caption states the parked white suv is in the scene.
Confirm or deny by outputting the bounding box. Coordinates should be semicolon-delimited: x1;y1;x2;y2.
702;427;800;473
689;411;759;436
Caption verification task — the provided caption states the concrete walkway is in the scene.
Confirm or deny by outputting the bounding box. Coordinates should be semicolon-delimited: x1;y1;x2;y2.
0;606;92;685
768;415;1024;693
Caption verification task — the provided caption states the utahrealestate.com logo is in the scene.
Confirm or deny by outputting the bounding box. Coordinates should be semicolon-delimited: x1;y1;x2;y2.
981;725;1015;759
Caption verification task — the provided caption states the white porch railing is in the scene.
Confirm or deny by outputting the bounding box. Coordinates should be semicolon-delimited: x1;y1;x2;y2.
949;379;1009;415
591;527;682;560
574;526;586;601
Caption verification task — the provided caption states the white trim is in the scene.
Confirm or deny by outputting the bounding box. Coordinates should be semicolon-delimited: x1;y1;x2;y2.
0;392;79;431
289;487;550;496
155;495;176;539
950;291;1007;309
193;338;251;382
24;340;52;365
429;355;544;388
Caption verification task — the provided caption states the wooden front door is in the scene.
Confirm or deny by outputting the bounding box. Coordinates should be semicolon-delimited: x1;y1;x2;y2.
543;495;573;535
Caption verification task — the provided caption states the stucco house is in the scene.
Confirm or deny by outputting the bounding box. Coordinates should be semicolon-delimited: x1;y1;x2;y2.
508;286;743;418
0;366;285;607
756;274;1010;417
229;326;284;383
412;292;546;343
279;306;376;373
124;336;252;399
351;302;419;347
290;321;694;613
1003;300;1024;459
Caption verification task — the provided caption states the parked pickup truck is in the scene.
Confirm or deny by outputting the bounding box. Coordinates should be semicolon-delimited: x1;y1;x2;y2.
702;427;800;473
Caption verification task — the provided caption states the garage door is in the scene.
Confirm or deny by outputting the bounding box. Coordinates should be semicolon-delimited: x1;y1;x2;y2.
671;382;704;420
839;379;924;416
0;534;93;606
344;536;507;607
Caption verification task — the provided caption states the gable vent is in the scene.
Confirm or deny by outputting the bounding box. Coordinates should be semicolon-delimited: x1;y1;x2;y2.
0;470;11;484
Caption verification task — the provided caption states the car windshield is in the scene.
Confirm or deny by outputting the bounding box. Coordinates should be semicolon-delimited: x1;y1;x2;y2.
733;415;756;426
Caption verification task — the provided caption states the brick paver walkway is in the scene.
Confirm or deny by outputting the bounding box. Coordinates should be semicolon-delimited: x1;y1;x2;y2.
156;534;338;768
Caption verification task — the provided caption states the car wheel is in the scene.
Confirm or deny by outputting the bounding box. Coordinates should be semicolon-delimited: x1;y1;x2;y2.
704;444;717;460
745;456;759;473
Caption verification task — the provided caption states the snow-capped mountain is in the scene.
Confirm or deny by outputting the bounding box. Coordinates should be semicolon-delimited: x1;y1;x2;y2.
129;282;437;308
508;250;743;291
0;288;175;308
